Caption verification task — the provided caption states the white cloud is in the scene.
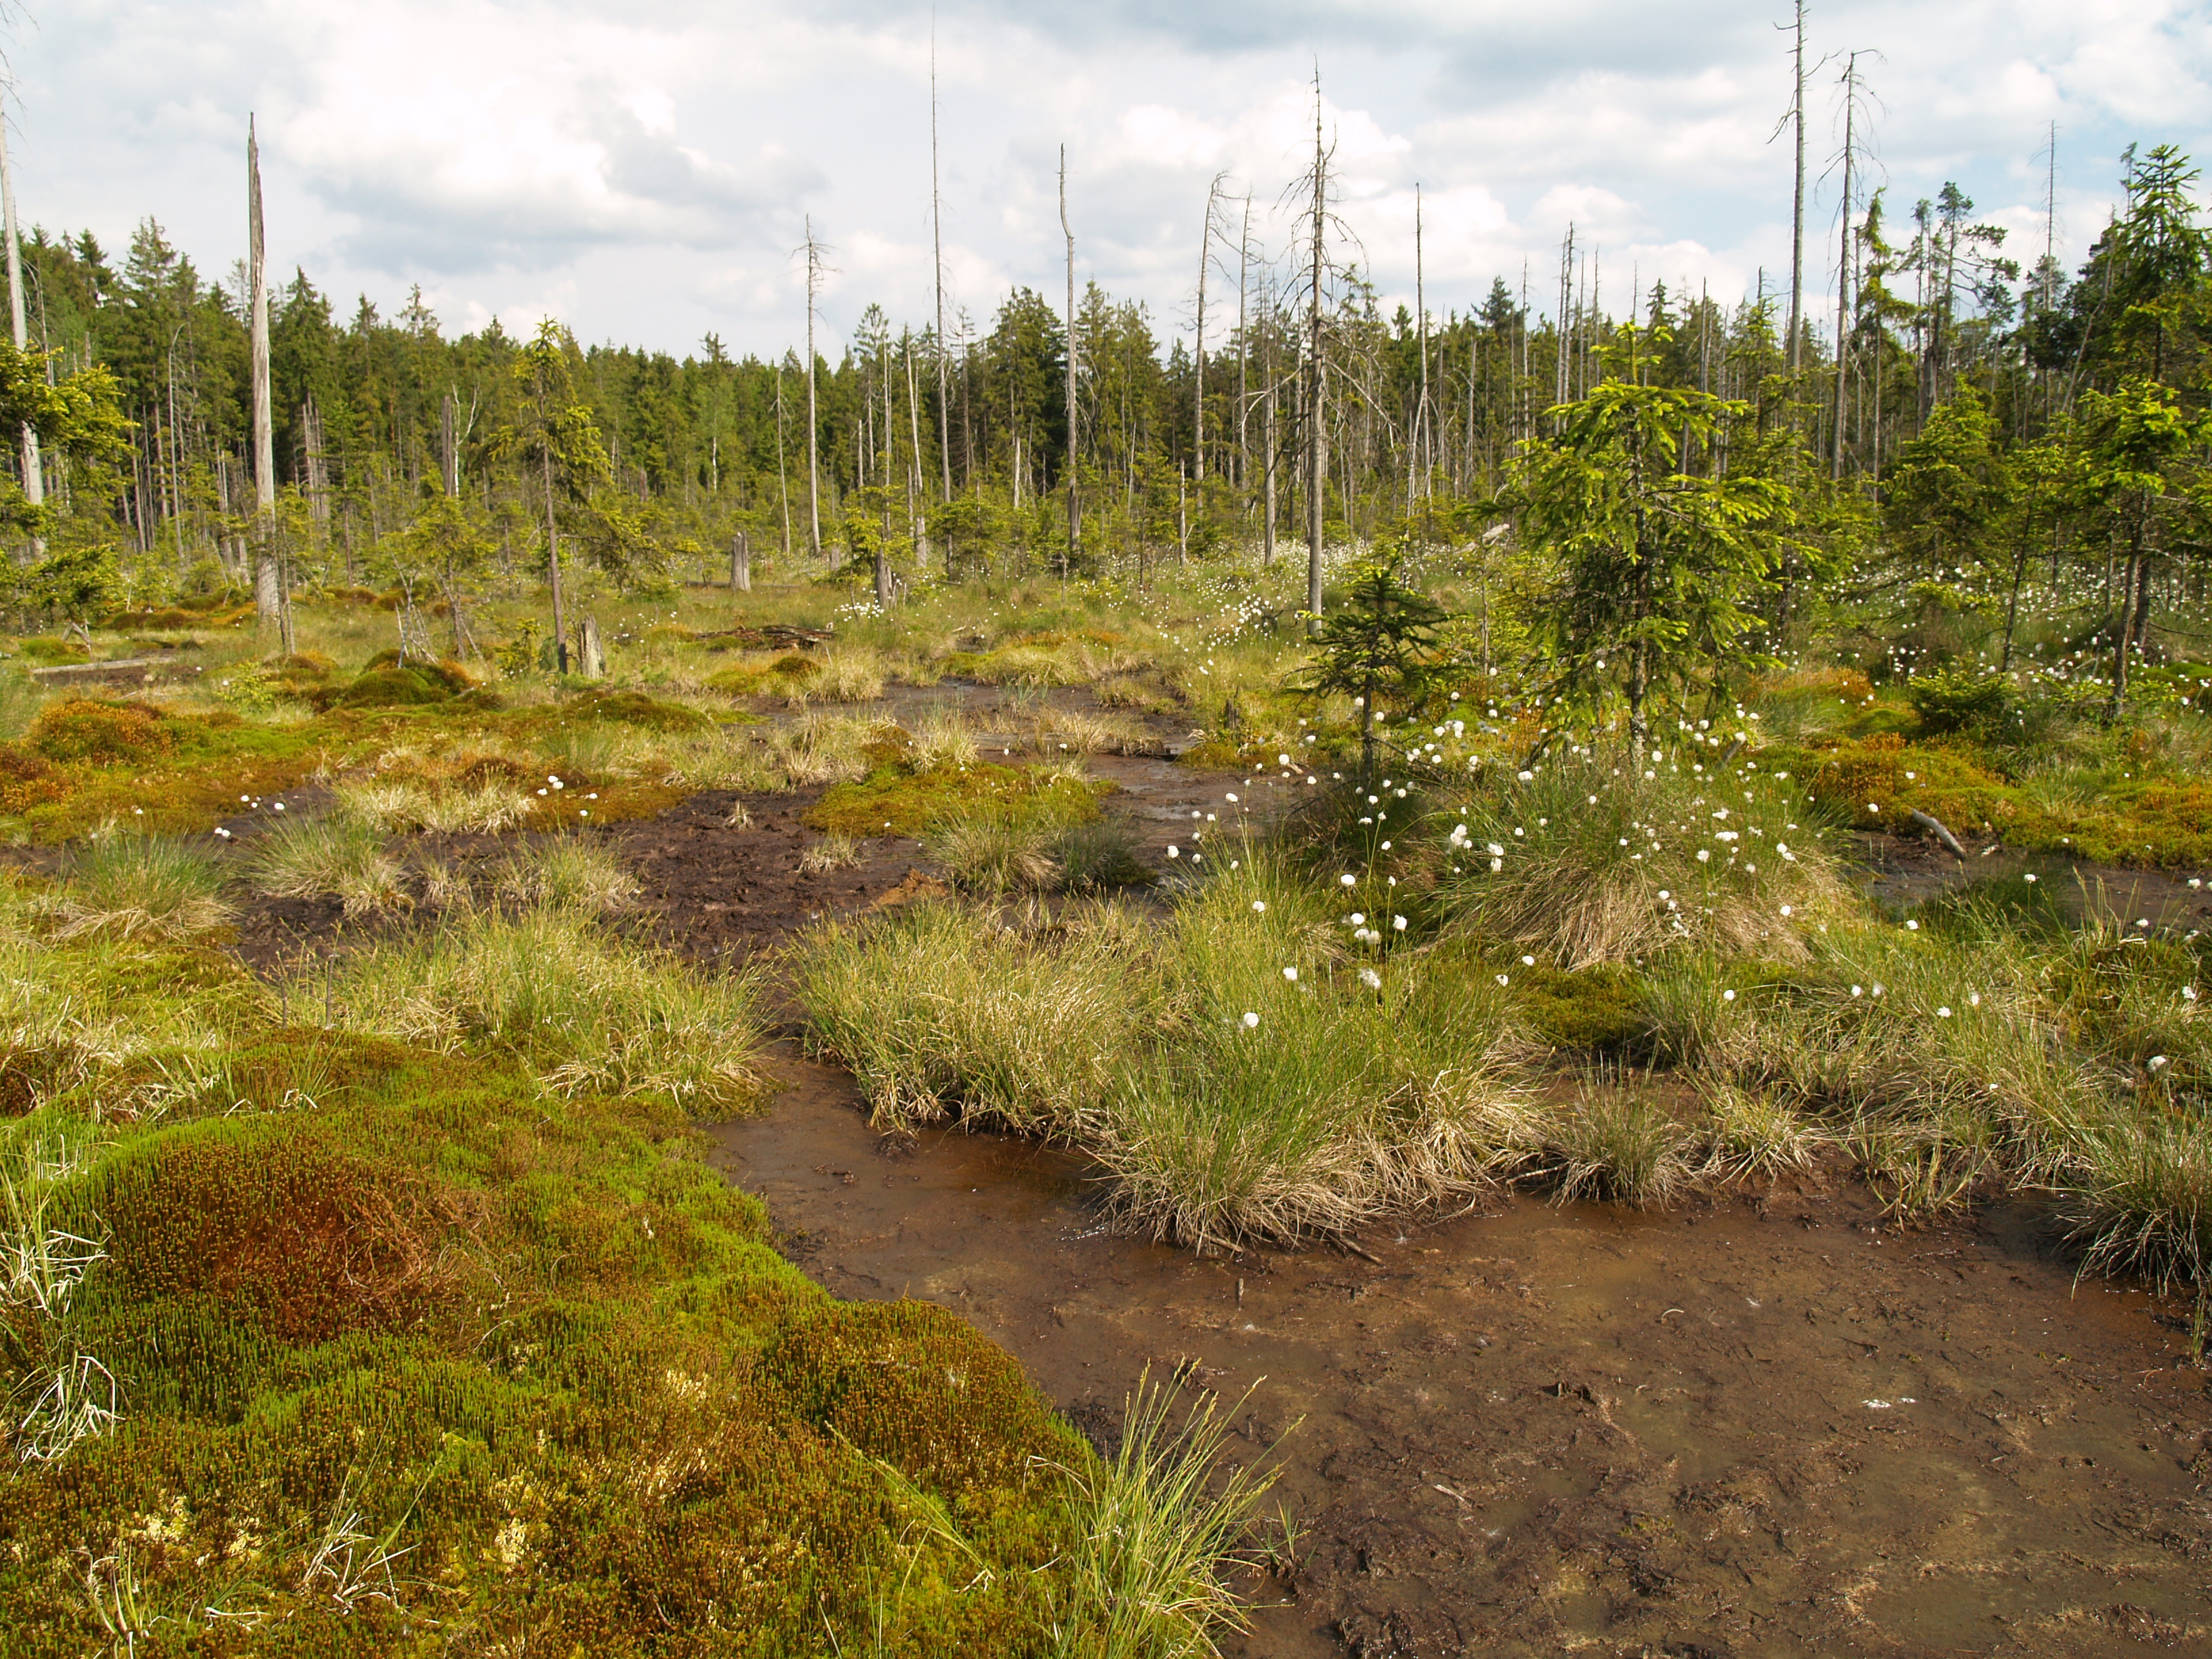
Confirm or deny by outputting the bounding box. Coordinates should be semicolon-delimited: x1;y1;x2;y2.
7;0;2208;357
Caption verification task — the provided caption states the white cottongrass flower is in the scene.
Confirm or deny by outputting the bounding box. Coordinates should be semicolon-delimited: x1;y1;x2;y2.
1283;966;1299;981
1242;1011;1261;1028
1517;770;1534;782
1393;916;1408;931
1227;793;1239;803
1486;842;1504;857
1780;905;1793;917
2024;873;2037;883
1251;900;1267;913
1723;989;1737;1002
1937;1006;1952;1018
1495;974;1510;987
1168;845;1180;858
1850;985;1864;998
2149;1054;2169;1070
1905;919;1919;930
1696;849;1711;863
1359;967;1382;990
1488;858;1502;872
2183;985;2198;1002
1350;912;1366;925
1520;954;1535;966
1341;874;1357;886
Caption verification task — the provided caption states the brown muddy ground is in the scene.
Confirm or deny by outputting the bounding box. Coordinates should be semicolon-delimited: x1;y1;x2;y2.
140;687;2212;1654
710;1053;2212;1658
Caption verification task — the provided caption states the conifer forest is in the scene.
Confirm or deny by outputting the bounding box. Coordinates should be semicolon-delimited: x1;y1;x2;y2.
1;9;2211;1656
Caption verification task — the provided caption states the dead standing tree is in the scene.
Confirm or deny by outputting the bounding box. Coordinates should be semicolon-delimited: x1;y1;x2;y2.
1286;69;1358;630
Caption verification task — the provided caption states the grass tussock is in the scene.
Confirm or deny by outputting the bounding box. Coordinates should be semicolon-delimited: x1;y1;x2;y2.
797;861;1534;1246
800;832;865;874
247;813;409;917
37;834;232;941
1431;747;1849;968
332;773;535;834
1542;1074;1694;1208
331;905;764;1107
1044;1368;1284;1658
492;836;640;912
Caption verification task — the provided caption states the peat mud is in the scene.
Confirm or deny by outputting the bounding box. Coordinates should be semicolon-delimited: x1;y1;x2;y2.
710;1050;2212;1658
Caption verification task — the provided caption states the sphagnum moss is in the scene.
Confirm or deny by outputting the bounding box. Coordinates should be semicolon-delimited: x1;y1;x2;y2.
0;869;1223;1658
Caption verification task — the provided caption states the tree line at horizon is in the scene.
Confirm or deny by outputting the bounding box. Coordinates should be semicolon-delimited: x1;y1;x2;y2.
0;131;2207;712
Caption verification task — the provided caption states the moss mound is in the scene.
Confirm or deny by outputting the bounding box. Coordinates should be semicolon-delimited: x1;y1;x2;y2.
0;930;1095;1655
337;665;457;708
811;760;1109;838
28;698;176;764
564;689;714;731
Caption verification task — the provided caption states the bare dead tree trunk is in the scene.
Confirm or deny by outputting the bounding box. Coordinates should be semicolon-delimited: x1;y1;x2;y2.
1786;0;1805;374
247;116;289;651
1061;144;1078;579
1305;73;1328;628
0;84;41;559
1195;171;1223;487
932;30;953;504
1414;183;1429;502
1832;54;1858;479
804;216;823;560
441;387;459;496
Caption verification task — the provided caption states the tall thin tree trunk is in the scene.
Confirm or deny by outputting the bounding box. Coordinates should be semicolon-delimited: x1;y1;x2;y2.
0;83;41;558
248;117;287;649
905;337;927;563
1414;184;1429;501
804;216;823;560
1786;0;1805;373
1263;300;1277;567
931;31;953;504
440;387;459;496
1235;196;1251;498
1061;145;1078;577
1195;171;1222;486
1832;55;1857;479
1307;73;1328;628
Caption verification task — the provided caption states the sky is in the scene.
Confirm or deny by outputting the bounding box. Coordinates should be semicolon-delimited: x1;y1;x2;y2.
6;0;2210;362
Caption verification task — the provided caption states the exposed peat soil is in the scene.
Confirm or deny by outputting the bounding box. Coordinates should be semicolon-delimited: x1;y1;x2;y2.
711;1054;2212;1659
70;680;2212;1655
